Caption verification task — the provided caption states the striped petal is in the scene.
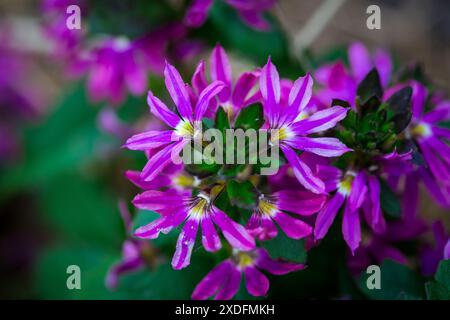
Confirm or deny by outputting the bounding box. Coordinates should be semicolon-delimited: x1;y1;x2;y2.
275;190;326;216
281;145;325;194
260;58;280;125
164;62;193;121
286;136;351;157
201;216;222;252
211;207;255;251
314;192;345;241
172;218;199;270
342;201;361;255
194;80;226;121
147;91;180;128
124;130;175;150
244;266;269;297
291;106;348;135
272;211;312;239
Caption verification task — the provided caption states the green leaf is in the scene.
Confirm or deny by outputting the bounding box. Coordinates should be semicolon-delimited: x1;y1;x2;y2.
234;103;264;131
118;253;215;299
380;179;402;218
261;231;307;264
226;180;257;208
358;259;425;300
215;107;230;135
385;87;413;133
0;83;102;199
425;260;450;300
38;172;123;248
357;69;383;105
34;244;123;299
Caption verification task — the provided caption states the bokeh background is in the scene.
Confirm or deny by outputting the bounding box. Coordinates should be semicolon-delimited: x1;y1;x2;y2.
0;0;448;299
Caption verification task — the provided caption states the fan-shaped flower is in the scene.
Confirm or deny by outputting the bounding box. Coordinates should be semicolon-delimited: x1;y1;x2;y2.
260;58;351;194
192;248;304;299
133;189;255;270
124;62;226;181
246;190;326;240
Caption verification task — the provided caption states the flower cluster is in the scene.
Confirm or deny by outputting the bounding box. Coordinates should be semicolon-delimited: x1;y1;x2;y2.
117;42;450;299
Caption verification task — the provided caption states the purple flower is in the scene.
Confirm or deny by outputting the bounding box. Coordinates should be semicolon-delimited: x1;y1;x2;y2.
191;248;304;299
105;201;147;290
420;221;450;276
185;0;276;31
124;62;226;181
314;167;388;254
191;44;260;120
314;42;392;108
246;190;326;240
133;189;255;270
260;58;351;194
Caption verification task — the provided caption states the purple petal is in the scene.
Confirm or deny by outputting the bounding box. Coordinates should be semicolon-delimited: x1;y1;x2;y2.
281;145;325;194
201;216;222;252
214;262;241;300
402;172;419;219
132;190;184;212
373;49;392;88
244;266;269;296
367;174;386;233
147;91;180;128
194;80;226;121
291;106;348;135
184;0;213;27
231;71;259;110
275;190;326;216
260;58;280;124
347;172;368;212
272;211;312;239
246;213;278;241
419;140;450;183
348;42;372;84
288;73;313;113
192;60;208;94
134;209;187;239
141;140;187;181
172;218;199;270
419;167;450;207
106;256;144;289
210;44;232;102
342;201;361;254
211;207;255;251
124;130;175;150
286;136;351;157
192;260;232;300
124;51;147;95
254;248;305;275
444;240;450;260
411;81;427;119
314;192;345;241
432;126;450;139
164;62;193;121
238;10;271;31
125;170;171;190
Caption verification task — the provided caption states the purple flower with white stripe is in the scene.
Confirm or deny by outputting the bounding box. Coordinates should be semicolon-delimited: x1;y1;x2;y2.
192;248;304;299
191;44;260;121
260;58;351;194
124;62;226;182
246;190;326;240
133;190;255;270
314;167;387;254
185;0;276;31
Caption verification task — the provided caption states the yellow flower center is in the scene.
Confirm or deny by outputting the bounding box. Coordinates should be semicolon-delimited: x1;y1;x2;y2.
258;195;277;217
172;174;196;189
411;123;432;138
237;252;254;268
188;194;210;220
175;120;195;138
338;174;354;196
270;126;292;145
